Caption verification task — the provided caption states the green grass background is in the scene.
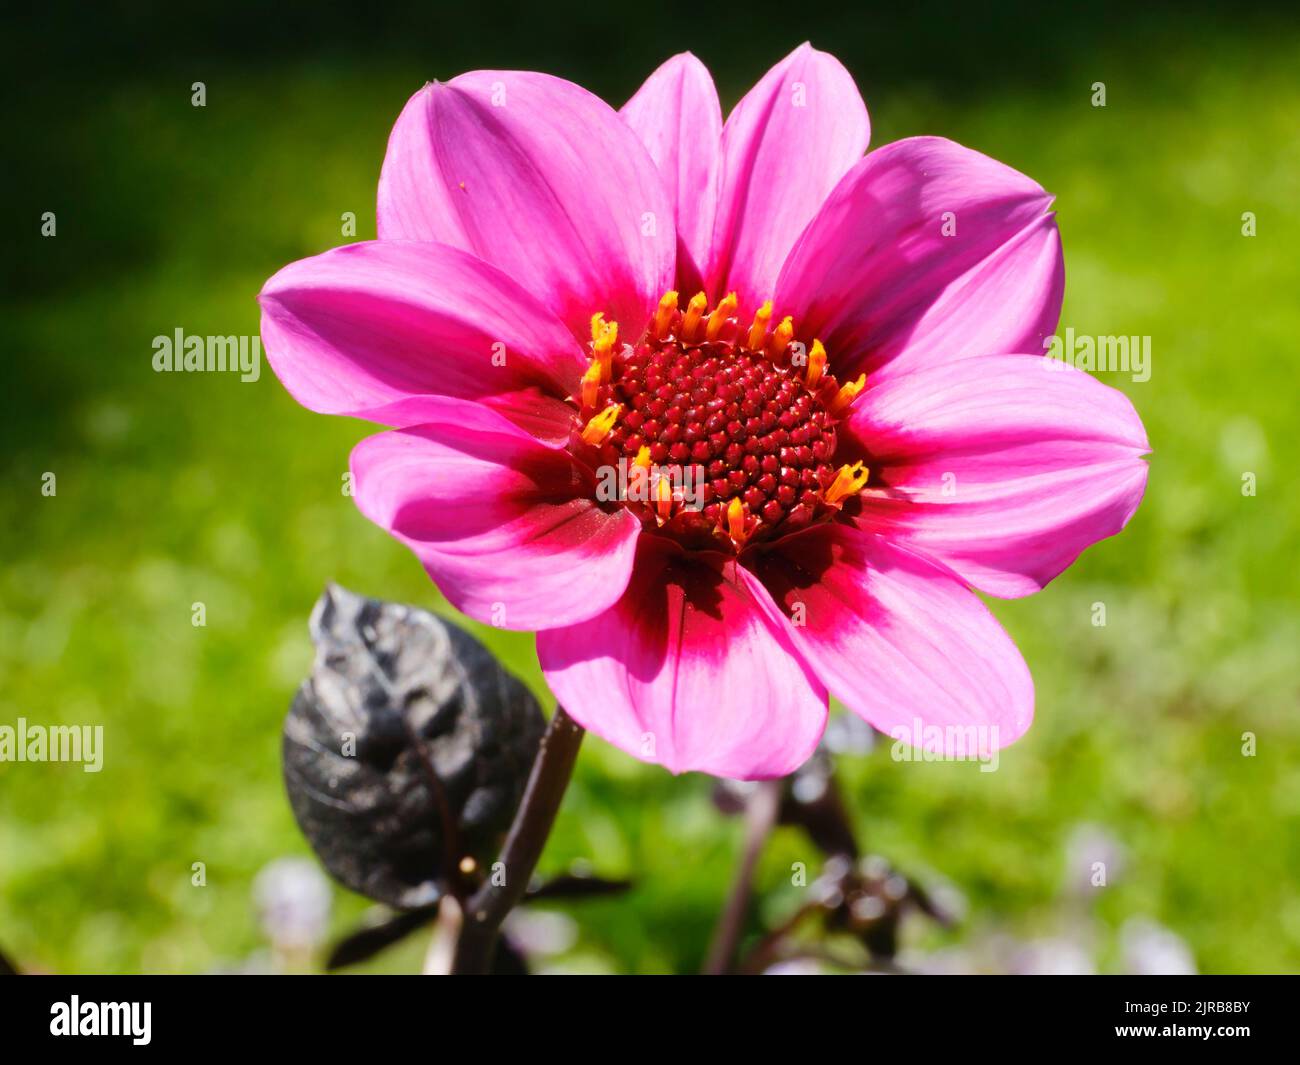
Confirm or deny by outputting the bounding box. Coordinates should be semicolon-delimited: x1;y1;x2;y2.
3;2;1298;973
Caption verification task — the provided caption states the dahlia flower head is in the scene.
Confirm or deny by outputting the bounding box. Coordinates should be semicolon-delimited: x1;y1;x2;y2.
259;45;1149;780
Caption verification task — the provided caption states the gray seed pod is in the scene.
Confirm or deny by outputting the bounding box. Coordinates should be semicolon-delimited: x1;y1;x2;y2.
283;584;545;910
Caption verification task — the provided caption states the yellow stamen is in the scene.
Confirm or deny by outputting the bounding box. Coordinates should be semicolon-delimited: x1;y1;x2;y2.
594;319;618;355
633;445;652;469
747;300;773;350
828;373;867;416
725;497;750;545
806;339;827;386
681;292;708;343
580;402;621;445
654;473;674;523
706;292;738;342
590;312;606;344
580;361;602;409
592;319;618;382
653;290;679;340
824;461;870;506
768;315;794;358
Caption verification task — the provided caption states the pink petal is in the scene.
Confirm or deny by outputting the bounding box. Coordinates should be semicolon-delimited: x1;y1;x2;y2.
744;525;1033;754
621;52;722;289
377;71;676;342
538;538;827;779
776;136;1062;381
845;354;1150;598
709;43;869;316
259;241;584;443
350;414;642;630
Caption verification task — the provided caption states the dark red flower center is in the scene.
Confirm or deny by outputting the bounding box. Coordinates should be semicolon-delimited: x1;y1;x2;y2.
574;291;868;553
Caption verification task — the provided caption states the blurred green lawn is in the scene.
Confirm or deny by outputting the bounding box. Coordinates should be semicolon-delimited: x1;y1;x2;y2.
3;5;1298;973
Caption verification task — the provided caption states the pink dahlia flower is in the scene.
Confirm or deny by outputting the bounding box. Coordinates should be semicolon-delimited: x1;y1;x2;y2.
259;45;1149;780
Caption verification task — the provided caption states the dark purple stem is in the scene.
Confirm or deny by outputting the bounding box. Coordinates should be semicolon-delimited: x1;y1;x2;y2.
450;706;585;974
702;779;783;974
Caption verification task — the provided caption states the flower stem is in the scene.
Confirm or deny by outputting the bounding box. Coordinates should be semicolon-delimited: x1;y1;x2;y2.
450;705;585;974
702;779;783;974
